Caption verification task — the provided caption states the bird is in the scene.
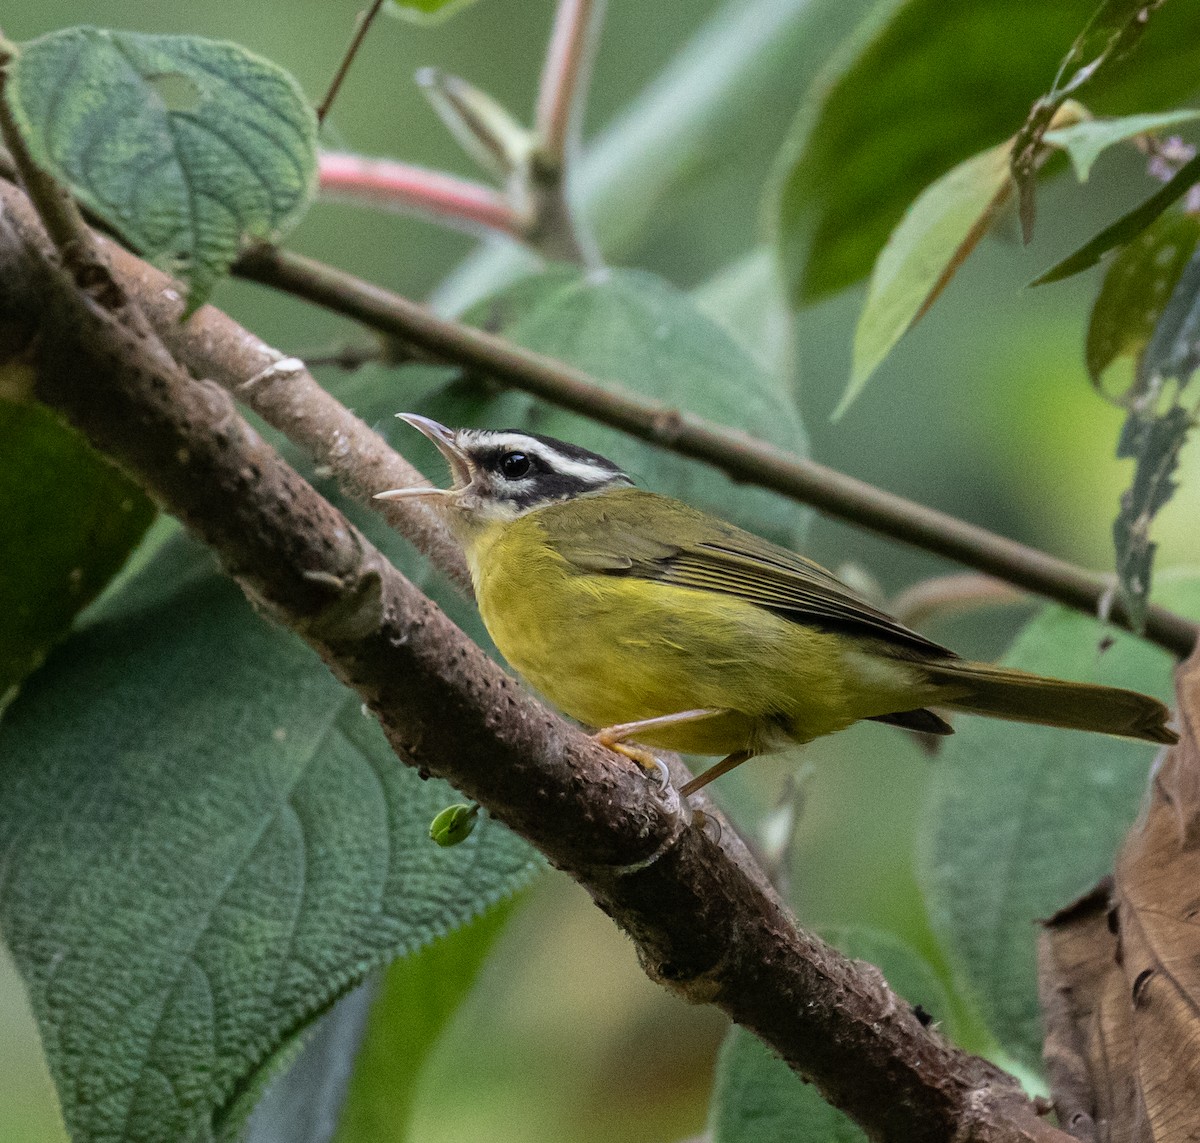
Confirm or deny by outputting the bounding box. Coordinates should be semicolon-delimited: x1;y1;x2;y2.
377;414;1177;796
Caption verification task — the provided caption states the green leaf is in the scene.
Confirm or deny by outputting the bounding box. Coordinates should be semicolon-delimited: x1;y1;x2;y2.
713;1031;866;1143
1033;149;1200;285
1045;109;1200;183
1009;0;1169;238
0;538;541;1143
1050;0;1165;95
0;399;153;699
920;577;1195;1069
776;0;1200;304
1085;210;1200;383
1109;249;1200;628
709;928;957;1143
419;267;810;547
332;899;518;1143
6;27;317;311
844;141;1014;416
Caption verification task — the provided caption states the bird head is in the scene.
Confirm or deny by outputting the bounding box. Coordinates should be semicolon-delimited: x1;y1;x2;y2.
376;414;632;528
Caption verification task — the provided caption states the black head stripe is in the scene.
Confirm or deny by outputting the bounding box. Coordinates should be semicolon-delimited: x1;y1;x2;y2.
506;472;609;508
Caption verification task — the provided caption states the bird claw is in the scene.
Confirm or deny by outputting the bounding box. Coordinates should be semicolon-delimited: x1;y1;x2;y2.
642;754;672;791
692;808;722;844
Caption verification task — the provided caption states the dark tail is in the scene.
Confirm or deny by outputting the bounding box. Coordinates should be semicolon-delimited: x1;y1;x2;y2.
922;660;1177;745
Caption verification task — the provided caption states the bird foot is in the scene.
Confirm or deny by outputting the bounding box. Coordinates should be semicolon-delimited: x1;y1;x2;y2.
590;734;672;790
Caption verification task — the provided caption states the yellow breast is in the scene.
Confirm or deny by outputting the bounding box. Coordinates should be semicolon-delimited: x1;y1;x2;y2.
462;511;925;757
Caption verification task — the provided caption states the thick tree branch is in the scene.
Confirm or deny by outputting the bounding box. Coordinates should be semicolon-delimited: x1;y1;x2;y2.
0;179;1067;1143
232;242;1200;660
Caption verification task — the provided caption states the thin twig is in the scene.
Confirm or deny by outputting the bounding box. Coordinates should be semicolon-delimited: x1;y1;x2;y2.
316;0;386;126
232;242;1200;660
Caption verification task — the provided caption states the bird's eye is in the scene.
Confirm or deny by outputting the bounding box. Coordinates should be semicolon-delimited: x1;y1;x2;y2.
499;451;531;480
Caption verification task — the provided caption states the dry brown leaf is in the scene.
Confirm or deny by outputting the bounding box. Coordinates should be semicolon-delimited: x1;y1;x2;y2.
1040;881;1148;1143
1040;649;1200;1142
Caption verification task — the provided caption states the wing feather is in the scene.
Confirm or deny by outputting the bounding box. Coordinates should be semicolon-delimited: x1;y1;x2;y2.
549;490;954;659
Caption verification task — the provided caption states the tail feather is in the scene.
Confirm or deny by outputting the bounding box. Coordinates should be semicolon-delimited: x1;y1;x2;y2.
922;660;1178;745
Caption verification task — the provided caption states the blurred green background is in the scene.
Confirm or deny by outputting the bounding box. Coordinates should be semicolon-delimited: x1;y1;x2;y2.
3;1;1197;1141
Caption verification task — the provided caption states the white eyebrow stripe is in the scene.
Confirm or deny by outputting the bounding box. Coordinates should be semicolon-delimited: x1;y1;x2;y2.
539;451;620;482
477;432;541;452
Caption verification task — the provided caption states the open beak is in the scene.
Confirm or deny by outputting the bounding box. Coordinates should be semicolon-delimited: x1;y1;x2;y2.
374;413;472;502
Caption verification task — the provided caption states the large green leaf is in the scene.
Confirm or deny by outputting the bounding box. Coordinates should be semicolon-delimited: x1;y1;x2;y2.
0;399;153;700
0;537;541;1143
776;0;1200;305
691;247;794;381
414;267;810;547
920;575;1197;1070
844;140;1014;415
709;928;958;1143
243;898;518;1143
6;27;317;311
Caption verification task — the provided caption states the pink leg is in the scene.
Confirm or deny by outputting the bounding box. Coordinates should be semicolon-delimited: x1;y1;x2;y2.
593;708;722;748
679;750;755;797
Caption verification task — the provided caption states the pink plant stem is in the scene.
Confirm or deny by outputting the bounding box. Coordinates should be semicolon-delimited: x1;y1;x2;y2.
318;151;526;238
535;0;603;166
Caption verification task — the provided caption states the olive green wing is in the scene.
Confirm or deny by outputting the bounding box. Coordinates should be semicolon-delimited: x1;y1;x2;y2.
550;489;954;659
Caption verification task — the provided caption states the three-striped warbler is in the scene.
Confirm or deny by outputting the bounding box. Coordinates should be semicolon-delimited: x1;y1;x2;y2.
377;414;1177;797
